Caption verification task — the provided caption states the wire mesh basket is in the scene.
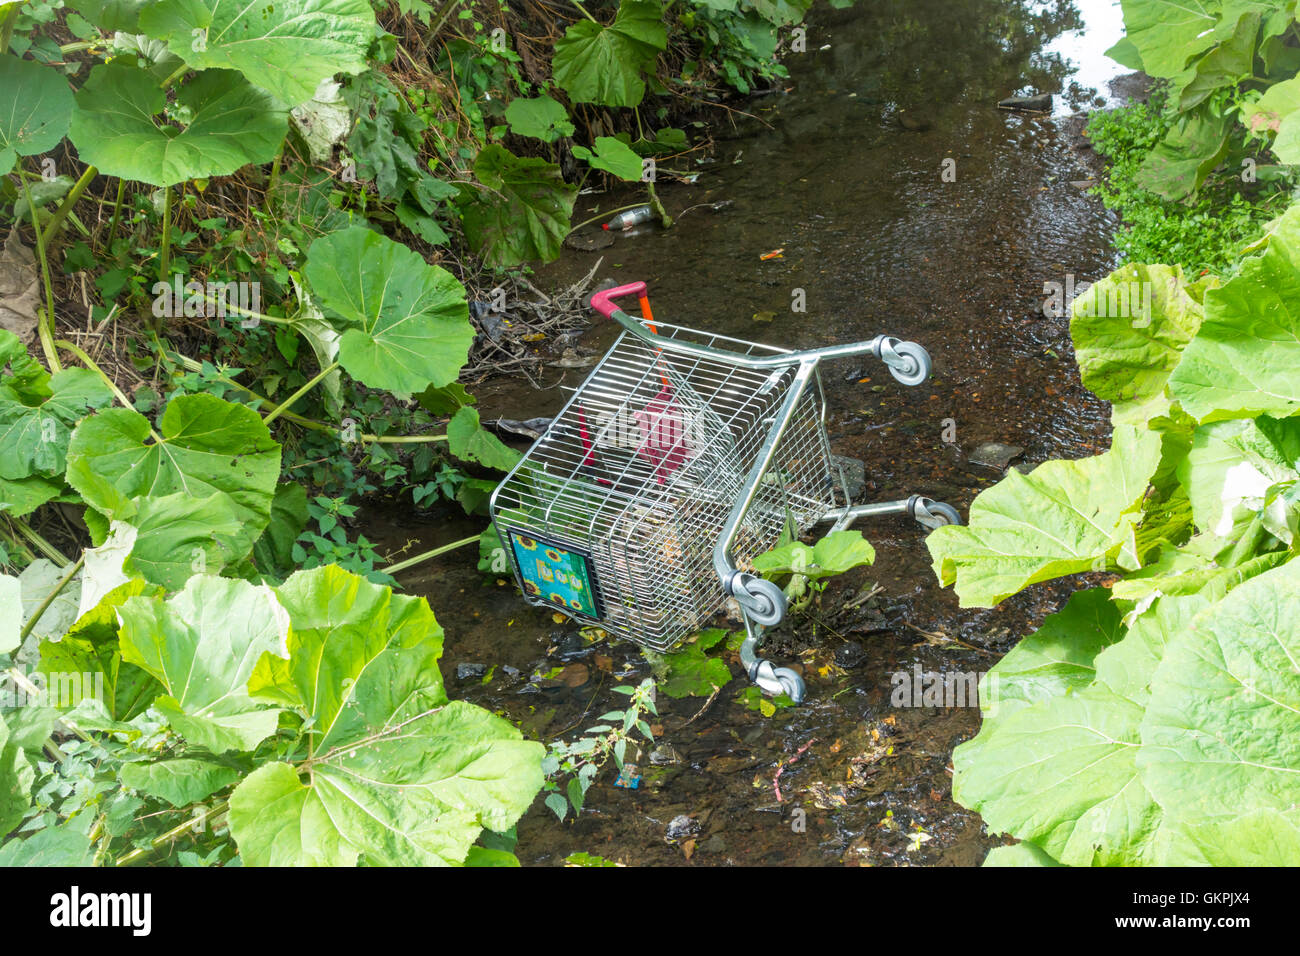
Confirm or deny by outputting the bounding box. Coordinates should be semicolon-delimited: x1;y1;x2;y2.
492;320;838;651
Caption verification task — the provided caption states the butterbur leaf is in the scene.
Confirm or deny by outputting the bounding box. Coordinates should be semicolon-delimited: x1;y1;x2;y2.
504;95;575;142
447;406;521;471
0;55;75;176
0;714;33;836
38;578;162;721
1179;416;1300;539
139;0;375;106
68;63;287;187
117;575;290;752
1169;204;1300;421
459;145;577;266
1242;74;1300;164
982;843;1063;867
230;566;544;866
1069;263;1214;426
979;588;1123;717
572;136;644;181
0;368;114;481
1175;10;1259;111
1134;105;1231;199
64;0;151;32
1117;0;1219;79
0;573;20;654
252;482;310;581
120;758;240;807
553;0;666;107
305;226;474;396
119;493;246;589
927;425;1163;606
954;680;1166;866
1138;560;1300;823
66;392;281;560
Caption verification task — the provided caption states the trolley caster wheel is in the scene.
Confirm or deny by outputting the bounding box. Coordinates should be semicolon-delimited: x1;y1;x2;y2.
885;341;932;387
733;574;786;627
910;497;962;530
772;666;806;704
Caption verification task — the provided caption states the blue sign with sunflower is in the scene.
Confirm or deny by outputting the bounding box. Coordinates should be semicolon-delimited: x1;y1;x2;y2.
507;529;602;620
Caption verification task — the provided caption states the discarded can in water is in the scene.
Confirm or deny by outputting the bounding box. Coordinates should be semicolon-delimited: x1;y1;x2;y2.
602;206;654;231
614;762;641;789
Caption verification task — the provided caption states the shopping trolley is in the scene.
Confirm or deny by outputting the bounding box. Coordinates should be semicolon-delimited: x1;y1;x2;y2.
489;281;961;702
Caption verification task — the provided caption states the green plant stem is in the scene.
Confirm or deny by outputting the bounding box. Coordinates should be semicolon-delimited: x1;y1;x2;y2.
41;164;97;246
20;176;62;373
428;0;466;34
18;554;85;642
158;184;172;281
160;63;188;88
570;0;600;23
8;517;70;566
267;145;283;203
0;4;19;53
379;533;481;575
116;802;228;867
568;201;651;233
263;361;341;424
106;178;126;246
645;180;672;228
55;339;159;439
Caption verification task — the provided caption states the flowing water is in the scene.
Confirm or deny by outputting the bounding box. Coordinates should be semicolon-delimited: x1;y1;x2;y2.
367;0;1134;865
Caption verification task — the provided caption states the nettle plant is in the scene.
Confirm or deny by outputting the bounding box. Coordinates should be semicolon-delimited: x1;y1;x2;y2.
928;204;1300;866
1107;0;1300;198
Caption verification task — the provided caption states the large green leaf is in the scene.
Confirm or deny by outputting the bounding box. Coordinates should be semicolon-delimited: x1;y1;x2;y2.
38;578;162;721
0;368;113;481
0;55;75;176
927;425;1164;607
458;145;577;267
138;0;375;106
1134;105;1232;199
572;136;644;181
1176;9;1259;110
1243;74;1300;164
0;712;34;836
117;575;290;752
1070;264;1214;426
447;406;521;471
65;0;151;32
1169;205;1300;421
1138;559;1300;823
552;0;667;107
1179;415;1300;538
120;757;240;807
504;95;575;143
954;681;1166;866
66;392;281;559
68;62;287;187
979;588;1123;717
305;226;474;397
1118;0;1221;79
229;566;545;866
0;572;20;654
252;482;309;581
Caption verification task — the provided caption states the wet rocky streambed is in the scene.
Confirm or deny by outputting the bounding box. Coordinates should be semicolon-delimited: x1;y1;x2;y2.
366;0;1133;865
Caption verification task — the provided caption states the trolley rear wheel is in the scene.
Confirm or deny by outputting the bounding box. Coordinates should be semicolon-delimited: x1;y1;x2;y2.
734;576;786;627
887;341;932;386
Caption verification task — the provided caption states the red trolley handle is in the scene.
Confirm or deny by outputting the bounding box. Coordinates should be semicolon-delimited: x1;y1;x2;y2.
589;281;655;327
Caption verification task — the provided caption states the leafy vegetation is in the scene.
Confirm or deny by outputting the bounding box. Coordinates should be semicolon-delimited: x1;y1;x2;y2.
1;0;833;866
933;201;1300;866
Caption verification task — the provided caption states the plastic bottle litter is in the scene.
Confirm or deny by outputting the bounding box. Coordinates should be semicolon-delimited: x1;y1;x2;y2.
602;205;654;231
